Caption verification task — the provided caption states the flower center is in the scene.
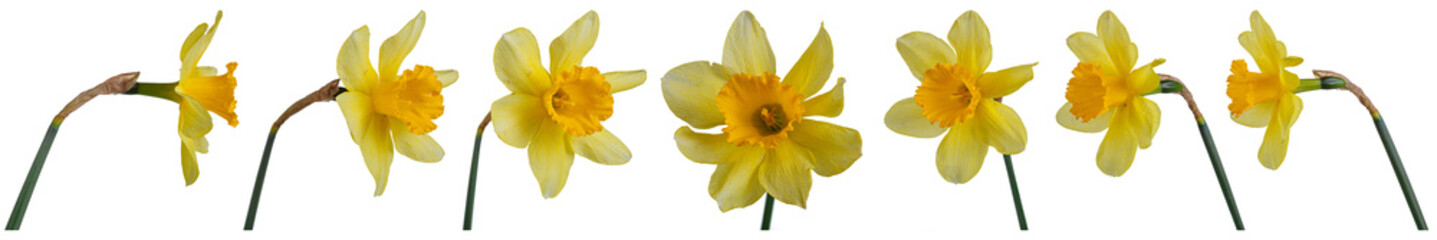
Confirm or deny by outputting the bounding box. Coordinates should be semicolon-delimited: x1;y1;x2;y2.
372;65;445;134
1225;59;1285;116
1064;62;1131;122
914;63;982;127
717;72;804;148
177;62;240;127
544;66;613;137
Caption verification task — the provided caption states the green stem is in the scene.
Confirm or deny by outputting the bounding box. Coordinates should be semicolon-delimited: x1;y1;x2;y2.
464;113;492;231
1373;115;1427;230
243;129;279;230
130;82;182;102
760;194;774;231
1002;154;1028;230
1197;120;1244;230
5;121;61;230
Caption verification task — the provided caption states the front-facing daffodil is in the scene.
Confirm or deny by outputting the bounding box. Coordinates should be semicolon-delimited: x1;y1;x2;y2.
1056;11;1166;176
662;11;860;212
887;10;1034;183
490;11;646;198
334;11;458;196
173;11;241;185
1226;11;1304;169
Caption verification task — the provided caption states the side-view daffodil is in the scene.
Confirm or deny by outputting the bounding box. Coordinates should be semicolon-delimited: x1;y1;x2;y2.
662;11;861;215
334;11;458;196
1055;11;1165;176
490;11;646;198
1226;11;1304;170
174;11;240;186
887;10;1034;184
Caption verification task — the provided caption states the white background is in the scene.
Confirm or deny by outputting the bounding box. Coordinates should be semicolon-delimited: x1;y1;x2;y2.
1;0;1434;239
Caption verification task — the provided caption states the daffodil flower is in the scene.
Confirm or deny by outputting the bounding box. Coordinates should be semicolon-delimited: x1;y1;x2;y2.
490;11;646;199
1055;11;1166;176
887;10;1034;184
662;11;860;212
1226;11;1304;170
334;11;458;196
173;11;240;185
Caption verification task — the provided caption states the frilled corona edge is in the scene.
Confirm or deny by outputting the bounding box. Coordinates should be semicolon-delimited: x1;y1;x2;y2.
271;79;343;129
55;72;141;121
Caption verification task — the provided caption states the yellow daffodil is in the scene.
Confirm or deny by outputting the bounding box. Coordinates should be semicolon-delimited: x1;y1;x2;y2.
1055;11;1166;176
490;11;646;198
175;11;239;185
886;11;1034;184
1227;11;1304;169
334;11;458;196
662;11;860;211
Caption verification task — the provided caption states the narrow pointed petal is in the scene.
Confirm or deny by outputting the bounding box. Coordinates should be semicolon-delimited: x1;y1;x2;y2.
495;28;553;96
675;126;765;164
783;24;833;97
529;121;575;198
976;63;1036;98
1129;97;1161;149
661;61;729;129
1066;32;1117;76
178;95;213;154
1127;59;1166;94
551;11;600;73
885;97;947;138
975;99;1026;155
571;129;631;165
1097;11;1138;72
937;122;989;183
1259;94;1302;169
948;10;992;74
389;117;444;162
181;11;222;78
357;117;394;196
336;92;376;143
897;31;956;80
1249;11;1285;73
723;11;775;75
603;70;646;93
709;158;764;212
435;69;458;87
802;78;845;117
1056;102;1112;133
759;142;814;208
789;120;861;177
180;144;200;185
491;94;547;148
338;26;377;93
378;11;425;82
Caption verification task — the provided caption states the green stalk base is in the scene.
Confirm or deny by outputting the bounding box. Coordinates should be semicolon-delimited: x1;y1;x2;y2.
1002;155;1029;230
6;122;62;230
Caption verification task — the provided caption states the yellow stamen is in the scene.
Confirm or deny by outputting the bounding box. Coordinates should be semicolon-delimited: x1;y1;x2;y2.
1064;62;1131;122
717;73;804;148
914;63;982;127
544;66;613;136
1226;59;1284;116
178;62;240;127
372;65;445;134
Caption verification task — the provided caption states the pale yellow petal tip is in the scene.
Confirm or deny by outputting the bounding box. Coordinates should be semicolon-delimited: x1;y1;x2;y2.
373;186;387;196
1260;158;1284;170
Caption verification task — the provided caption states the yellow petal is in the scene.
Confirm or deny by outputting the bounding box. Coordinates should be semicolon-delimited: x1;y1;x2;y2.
1232;102;1274;127
435;69;458;87
661;61;729;129
529;121;575;198
180;144;199;186
937;121;988;184
1097;11;1138;72
1249;11;1285;73
338;26;377;93
709;157;764;212
378;11;425;82
948;10;992;74
1066;32;1117;76
495;28;553;96
336;92;375;143
180;11;222;79
389;117;444;163
178;95;212;154
550;10;599;74
603;70;646;93
180;22;207;62
1127;59;1166;95
896;31;957;80
491;94;547;148
788;120;861;177
357;116;394;196
802;78;845;117
1095;118;1138;177
674;126;765;164
782;24;833;97
1236;31;1272;73
571;128;631;165
1259;94;1302;169
1128;97;1162;149
723;11;776;75
974;99;1026;155
976;63;1037;98
759;141;814;208
885;97;947;138
1056;102;1112;133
